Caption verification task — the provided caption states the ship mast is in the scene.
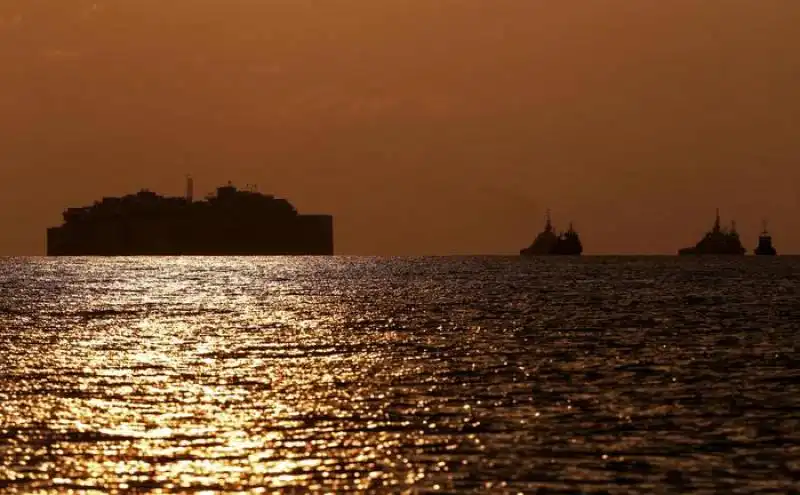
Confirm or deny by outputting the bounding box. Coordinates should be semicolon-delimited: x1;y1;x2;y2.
185;175;194;203
713;208;721;233
545;209;553;232
761;219;769;235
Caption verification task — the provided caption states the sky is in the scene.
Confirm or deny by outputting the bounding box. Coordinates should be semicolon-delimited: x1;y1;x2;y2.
1;1;799;255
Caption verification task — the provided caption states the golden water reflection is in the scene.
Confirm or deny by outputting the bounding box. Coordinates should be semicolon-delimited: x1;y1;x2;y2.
0;259;473;492
2;257;799;492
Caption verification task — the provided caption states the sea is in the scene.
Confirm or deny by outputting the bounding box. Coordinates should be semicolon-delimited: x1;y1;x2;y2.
0;256;798;494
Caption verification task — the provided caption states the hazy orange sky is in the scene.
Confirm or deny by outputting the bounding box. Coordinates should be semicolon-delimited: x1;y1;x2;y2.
1;1;799;255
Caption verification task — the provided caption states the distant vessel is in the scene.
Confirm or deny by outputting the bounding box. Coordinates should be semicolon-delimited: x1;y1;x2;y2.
47;179;334;256
520;210;583;256
678;209;745;255
754;221;777;256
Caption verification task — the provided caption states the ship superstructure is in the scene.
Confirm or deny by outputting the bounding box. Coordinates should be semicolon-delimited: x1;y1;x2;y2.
47;180;334;256
678;209;745;255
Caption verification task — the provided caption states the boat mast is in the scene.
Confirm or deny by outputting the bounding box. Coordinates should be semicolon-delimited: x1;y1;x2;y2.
545;209;553;232
185;175;194;203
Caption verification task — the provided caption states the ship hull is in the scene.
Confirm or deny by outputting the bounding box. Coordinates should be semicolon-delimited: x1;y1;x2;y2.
47;215;334;256
754;237;777;256
678;239;746;255
520;243;582;256
520;250;581;257
678;249;745;255
754;246;777;256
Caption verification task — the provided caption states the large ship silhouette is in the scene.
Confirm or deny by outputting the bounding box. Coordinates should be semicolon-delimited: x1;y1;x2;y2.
754;221;777;255
678;209;745;255
47;179;334;256
520;210;583;256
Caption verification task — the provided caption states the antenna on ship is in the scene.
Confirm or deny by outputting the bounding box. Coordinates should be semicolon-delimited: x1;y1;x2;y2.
761;218;769;235
730;220;738;234
186;175;194;203
713;208;721;233
545;208;553;232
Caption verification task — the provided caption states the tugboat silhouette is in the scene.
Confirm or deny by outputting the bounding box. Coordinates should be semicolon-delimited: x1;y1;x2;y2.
520;210;583;256
754;220;777;255
678;209;745;255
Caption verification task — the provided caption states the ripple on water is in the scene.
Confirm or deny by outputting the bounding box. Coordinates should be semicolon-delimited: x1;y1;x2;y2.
0;256;799;493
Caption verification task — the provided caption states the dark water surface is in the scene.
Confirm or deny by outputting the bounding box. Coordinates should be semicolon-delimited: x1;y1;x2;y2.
0;256;798;493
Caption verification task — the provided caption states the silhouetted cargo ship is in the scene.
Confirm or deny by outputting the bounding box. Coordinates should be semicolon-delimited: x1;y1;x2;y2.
47;180;333;256
520;210;583;256
754;221;777;255
678;209;745;255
